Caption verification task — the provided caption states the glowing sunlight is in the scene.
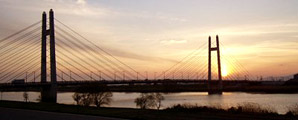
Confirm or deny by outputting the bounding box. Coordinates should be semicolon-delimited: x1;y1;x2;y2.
222;64;229;77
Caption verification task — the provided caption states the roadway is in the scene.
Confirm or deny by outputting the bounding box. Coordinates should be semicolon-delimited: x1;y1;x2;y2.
0;107;127;120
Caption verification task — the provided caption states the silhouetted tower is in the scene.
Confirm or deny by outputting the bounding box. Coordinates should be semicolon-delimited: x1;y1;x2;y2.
41;12;47;83
40;9;57;103
208;35;223;95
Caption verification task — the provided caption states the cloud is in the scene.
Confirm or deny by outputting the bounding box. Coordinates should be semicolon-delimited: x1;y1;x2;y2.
160;39;187;45
102;46;178;63
76;0;86;5
0;0;110;17
55;39;178;63
209;23;298;36
54;32;178;63
44;0;109;16
132;12;188;22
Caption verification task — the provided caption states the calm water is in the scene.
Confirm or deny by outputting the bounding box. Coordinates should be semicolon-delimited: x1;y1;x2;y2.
1;92;297;114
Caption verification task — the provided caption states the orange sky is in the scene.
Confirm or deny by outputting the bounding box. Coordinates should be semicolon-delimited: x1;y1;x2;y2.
0;0;297;80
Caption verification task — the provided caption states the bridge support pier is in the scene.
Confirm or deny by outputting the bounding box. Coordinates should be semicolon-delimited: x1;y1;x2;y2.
40;9;57;103
208;35;223;95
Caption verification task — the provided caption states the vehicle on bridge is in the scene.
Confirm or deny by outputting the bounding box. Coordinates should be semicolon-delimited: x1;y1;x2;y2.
11;79;25;84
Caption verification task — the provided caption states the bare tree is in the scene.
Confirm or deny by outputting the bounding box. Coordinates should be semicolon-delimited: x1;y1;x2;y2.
23;92;29;102
92;92;113;108
73;84;113;107
135;93;155;109
155;93;165;110
72;92;113;107
79;93;93;106
134;94;147;109
134;93;165;109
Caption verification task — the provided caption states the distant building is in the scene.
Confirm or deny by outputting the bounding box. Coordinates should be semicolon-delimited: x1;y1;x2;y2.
261;81;284;85
284;73;298;85
294;73;298;80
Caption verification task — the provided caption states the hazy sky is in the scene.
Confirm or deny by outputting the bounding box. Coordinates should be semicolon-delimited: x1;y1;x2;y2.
0;0;297;78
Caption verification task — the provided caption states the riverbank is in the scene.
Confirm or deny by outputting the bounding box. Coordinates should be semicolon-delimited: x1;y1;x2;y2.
0;100;296;120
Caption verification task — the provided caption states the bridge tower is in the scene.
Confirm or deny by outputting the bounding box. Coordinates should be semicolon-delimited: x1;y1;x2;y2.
208;35;223;95
40;9;57;102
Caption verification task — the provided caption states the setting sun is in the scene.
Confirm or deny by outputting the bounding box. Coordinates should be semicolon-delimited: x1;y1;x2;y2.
222;64;229;77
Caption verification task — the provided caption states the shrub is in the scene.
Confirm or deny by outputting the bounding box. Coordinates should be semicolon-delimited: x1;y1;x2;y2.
167;102;277;115
234;102;277;114
287;104;298;116
166;103;225;113
73;93;81;105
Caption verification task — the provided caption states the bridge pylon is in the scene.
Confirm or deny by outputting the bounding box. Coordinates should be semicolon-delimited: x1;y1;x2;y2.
40;9;57;103
208;35;223;95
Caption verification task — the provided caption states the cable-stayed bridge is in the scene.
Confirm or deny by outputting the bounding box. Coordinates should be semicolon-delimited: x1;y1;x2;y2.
0;10;255;102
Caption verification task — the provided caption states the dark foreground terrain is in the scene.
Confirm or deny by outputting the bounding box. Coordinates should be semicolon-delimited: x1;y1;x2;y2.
0;107;125;120
0;100;297;120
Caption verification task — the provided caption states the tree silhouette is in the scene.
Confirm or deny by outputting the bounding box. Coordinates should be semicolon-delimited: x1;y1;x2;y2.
155;93;165;110
72;92;82;105
72;92;113;107
23;92;28;102
92;92;113;107
134;93;165;109
72;84;113;107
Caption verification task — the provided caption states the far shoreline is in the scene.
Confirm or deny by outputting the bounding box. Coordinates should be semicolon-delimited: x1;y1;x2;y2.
1;84;298;94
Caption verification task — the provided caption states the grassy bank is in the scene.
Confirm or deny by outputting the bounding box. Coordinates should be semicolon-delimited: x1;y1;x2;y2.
0;100;297;120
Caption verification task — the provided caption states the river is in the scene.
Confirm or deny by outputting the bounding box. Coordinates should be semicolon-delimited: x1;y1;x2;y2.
1;92;297;114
